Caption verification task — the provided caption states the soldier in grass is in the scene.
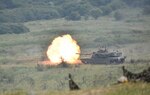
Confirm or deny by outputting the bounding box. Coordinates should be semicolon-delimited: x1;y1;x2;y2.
122;66;150;82
68;73;80;90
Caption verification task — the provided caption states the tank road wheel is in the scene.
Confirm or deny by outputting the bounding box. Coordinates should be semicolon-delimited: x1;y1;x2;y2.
110;60;115;64
120;58;125;63
82;60;88;64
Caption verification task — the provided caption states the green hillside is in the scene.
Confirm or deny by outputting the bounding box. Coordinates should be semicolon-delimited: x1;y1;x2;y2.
0;0;150;34
0;0;150;22
0;0;150;95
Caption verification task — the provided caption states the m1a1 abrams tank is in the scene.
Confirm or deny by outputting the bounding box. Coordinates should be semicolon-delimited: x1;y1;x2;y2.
81;48;126;64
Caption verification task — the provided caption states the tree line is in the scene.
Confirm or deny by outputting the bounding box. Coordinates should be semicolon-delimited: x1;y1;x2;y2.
0;0;150;22
0;0;150;34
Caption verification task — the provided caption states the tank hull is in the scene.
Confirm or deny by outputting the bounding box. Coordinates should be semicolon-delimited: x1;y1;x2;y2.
81;57;125;64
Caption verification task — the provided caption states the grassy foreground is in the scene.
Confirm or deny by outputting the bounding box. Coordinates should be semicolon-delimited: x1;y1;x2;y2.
1;83;150;95
0;63;150;95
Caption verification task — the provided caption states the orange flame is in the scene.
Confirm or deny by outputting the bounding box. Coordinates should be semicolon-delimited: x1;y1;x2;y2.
46;34;81;65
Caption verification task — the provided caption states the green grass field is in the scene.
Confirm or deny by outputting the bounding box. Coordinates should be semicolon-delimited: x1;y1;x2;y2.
0;63;150;95
0;12;150;95
1;16;150;64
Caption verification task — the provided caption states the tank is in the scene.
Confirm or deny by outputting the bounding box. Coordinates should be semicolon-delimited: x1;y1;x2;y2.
81;48;126;64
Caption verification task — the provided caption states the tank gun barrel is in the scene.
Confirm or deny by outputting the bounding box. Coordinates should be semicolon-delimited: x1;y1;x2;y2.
76;53;92;55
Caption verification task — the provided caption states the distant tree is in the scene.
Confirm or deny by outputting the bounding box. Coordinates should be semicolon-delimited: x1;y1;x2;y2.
88;0;112;6
61;1;89;17
101;5;112;15
109;0;126;10
31;8;60;20
90;8;103;19
122;0;134;6
143;0;150;6
0;12;7;22
65;11;81;21
114;11;124;21
77;2;92;16
0;8;60;22
0;0;18;10
122;0;150;7
143;6;150;15
61;1;79;17
0;23;30;34
84;15;89;20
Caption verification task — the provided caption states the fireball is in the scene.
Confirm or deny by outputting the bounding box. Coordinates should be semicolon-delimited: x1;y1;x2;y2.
46;34;81;65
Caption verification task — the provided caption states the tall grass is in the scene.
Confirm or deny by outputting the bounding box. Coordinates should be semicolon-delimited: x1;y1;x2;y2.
106;83;150;95
0;63;150;94
1;83;149;95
